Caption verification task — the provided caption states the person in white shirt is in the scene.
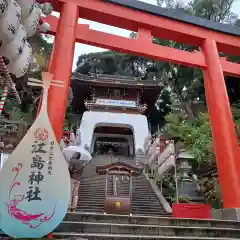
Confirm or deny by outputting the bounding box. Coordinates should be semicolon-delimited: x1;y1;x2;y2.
60;129;77;150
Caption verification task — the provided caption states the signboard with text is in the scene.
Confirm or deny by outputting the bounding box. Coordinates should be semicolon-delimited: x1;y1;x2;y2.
96;99;136;108
0;153;9;170
0;73;70;238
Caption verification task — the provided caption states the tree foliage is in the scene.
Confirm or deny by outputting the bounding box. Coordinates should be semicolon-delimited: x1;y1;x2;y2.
153;0;239;118
188;0;238;24
163;101;240;168
163;112;214;167
75;0;240;126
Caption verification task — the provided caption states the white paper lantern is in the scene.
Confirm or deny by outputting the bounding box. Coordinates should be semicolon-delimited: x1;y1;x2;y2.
0;24;26;61
38;22;49;32
15;0;35;21
7;42;32;78
38;2;52;15
0;0;21;44
23;4;41;37
0;0;10;16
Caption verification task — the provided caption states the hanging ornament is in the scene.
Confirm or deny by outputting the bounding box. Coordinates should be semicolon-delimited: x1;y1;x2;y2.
37;18;50;33
0;72;70;238
0;85;9;115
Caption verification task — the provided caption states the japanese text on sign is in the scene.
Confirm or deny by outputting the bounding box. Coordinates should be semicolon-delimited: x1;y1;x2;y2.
26;128;49;202
48;141;54;175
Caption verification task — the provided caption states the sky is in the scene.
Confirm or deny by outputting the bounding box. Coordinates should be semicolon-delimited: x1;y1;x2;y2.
51;0;240;70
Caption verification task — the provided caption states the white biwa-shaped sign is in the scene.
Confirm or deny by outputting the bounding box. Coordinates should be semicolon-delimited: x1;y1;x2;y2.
0;72;70;238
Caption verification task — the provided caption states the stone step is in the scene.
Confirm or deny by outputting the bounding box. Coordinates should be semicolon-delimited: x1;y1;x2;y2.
79;186;157;191
77;194;163;200
55;221;240;238
80;184;157;191
79;188;159;192
76;206;167;214
79;188;158;193
76;203;165;210
79;188;162;193
76;208;167;216
64;212;240;229
77;200;166;207
78;202;165;209
52;232;240;240
77;204;166;211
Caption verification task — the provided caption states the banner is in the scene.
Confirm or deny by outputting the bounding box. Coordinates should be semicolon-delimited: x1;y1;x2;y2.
158;155;176;176
96;98;136;108
157;142;176;176
158;142;175;166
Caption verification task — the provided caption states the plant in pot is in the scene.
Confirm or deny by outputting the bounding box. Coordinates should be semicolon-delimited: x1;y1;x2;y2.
176;195;191;203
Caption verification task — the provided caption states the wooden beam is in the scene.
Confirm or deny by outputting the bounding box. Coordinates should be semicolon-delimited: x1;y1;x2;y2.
45;16;206;69
45;15;240;77
56;0;240;56
220;58;240;78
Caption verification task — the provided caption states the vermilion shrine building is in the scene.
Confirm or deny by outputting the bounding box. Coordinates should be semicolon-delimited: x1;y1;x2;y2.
44;0;240;211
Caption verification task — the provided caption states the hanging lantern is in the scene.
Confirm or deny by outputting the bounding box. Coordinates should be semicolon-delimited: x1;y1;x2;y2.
38;2;53;15
7;42;32;78
0;0;22;44
23;4;41;37
0;24;26;62
0;0;10;17
15;0;35;21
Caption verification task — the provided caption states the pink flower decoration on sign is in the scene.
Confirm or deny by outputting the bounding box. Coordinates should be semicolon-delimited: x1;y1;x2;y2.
5;163;56;229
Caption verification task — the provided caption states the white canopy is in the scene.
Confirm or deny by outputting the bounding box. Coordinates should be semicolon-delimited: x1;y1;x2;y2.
62;145;92;163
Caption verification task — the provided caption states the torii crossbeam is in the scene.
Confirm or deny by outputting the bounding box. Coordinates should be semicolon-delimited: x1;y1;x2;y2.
44;0;240;210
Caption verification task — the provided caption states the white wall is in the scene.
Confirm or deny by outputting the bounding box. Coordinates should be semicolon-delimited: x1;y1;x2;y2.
79;111;150;153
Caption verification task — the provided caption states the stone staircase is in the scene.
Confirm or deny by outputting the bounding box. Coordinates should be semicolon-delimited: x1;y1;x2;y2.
1;212;240;239
53;211;240;239
1;154;240;239
77;155;168;216
54;155;239;239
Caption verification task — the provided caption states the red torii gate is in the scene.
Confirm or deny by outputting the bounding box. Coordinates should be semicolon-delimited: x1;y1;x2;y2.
44;0;240;209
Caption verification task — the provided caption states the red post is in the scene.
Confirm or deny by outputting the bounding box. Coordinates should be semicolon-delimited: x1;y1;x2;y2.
47;1;78;142
202;39;240;208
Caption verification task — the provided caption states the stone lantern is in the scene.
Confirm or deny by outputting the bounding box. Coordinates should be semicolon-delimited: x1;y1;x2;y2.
177;149;203;202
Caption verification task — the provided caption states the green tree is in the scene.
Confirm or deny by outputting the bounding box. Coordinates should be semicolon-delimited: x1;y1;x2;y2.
163;101;240;169
152;0;239;119
188;0;238;23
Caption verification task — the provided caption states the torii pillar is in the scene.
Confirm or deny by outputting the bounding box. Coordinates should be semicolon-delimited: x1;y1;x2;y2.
47;1;78;141
202;39;240;209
